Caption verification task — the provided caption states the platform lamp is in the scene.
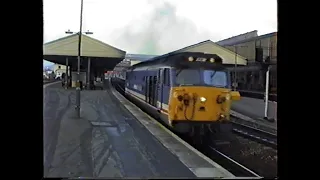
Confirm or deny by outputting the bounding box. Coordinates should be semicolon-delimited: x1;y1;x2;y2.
65;29;93;35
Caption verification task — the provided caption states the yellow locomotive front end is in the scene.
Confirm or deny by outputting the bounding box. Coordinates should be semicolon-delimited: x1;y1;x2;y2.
168;86;240;124
166;59;241;136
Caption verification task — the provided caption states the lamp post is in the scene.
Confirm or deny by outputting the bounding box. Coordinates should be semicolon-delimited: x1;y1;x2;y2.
263;39;275;122
233;45;238;90
64;0;93;118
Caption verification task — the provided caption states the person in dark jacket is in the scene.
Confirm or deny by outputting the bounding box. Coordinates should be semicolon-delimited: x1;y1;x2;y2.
61;73;66;87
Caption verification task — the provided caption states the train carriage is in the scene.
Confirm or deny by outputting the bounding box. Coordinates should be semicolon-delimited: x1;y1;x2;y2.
124;52;241;142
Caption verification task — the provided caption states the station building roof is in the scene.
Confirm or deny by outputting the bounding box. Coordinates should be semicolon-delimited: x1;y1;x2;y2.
160;40;248;65
219;32;277;46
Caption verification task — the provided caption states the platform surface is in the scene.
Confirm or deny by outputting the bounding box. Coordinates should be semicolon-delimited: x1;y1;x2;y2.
43;82;217;178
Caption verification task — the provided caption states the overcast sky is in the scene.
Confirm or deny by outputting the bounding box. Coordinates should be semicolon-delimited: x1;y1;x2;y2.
43;0;277;67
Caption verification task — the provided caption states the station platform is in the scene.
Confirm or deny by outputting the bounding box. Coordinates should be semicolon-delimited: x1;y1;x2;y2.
231;97;277;132
232;97;277;120
238;90;277;102
43;81;235;178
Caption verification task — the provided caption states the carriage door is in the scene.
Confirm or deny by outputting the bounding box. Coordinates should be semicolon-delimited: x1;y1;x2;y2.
145;76;149;102
157;69;164;110
148;76;153;104
152;76;158;107
149;75;156;106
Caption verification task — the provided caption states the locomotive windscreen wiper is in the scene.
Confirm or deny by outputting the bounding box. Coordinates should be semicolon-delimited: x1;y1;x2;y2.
210;71;217;78
176;69;183;76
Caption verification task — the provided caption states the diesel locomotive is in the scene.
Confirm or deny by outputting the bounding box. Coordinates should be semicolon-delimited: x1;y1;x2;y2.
119;52;241;142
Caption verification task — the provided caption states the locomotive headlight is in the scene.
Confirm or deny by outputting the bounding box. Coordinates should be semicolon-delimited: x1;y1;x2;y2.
226;94;231;100
188;56;194;61
200;97;206;102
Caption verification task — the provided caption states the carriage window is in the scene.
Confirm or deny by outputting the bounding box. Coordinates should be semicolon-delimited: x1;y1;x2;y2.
158;70;161;83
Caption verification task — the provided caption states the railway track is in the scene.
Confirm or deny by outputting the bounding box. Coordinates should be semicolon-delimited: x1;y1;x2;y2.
231;121;277;149
204;145;261;178
111;79;262;178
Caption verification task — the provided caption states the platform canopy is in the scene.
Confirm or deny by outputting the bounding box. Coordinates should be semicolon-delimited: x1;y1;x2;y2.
43;33;126;71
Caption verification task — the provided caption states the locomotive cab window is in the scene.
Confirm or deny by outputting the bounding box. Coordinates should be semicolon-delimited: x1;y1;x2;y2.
175;69;201;86
175;68;229;88
203;70;228;88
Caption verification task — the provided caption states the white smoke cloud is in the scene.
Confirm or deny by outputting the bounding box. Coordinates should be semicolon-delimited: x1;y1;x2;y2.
109;1;216;54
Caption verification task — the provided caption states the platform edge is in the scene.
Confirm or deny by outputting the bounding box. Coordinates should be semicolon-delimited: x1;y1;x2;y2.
109;82;235;178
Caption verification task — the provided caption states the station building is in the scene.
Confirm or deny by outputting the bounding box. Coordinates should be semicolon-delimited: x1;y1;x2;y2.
216;31;277;93
217;31;277;65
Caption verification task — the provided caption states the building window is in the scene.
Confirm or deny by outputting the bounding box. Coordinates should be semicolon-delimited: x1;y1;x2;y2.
255;48;263;62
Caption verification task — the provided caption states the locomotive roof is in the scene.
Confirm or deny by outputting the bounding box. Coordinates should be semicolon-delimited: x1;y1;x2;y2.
128;52;225;70
125;54;158;61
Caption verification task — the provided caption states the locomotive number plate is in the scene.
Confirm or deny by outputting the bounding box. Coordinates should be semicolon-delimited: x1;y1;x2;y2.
195;58;207;62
